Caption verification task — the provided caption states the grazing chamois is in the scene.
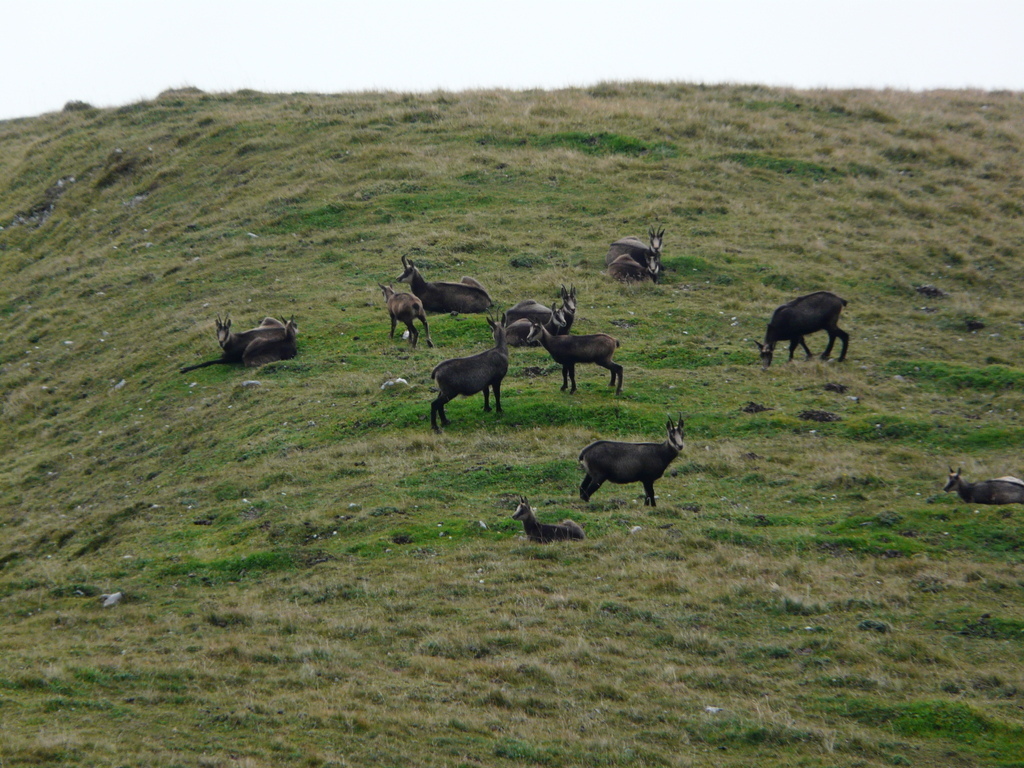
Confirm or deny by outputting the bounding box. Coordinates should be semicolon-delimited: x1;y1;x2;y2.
379;283;432;348
180;315;297;373
608;250;660;283
396;255;492;314
578;417;685;507
943;468;1024;505
525;317;622;394
756;291;849;369
605;226;664;270
512;496;585;542
429;314;509;432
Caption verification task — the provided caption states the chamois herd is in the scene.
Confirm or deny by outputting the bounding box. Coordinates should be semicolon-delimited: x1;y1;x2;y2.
179;228;1024;541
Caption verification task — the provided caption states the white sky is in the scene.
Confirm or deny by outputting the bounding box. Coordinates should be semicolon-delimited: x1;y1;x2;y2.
2;0;1021;121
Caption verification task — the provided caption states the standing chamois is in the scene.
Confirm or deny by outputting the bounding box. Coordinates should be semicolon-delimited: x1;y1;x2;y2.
526;317;622;394
180;315;297;373
396;255;492;314
512;496;585;542
605;226;664;274
429;314;509;431
578;417;686;507
943;468;1024;505
379;283;432;348
756;291;849;369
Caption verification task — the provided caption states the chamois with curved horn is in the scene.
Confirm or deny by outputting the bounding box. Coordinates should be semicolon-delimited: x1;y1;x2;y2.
605;226;665;271
943;468;1024;505
525;317;622;394
429;313;509;431
379;283;432;348
180;315;297;373
396;255;492;314
512;496;585;542
756;291;849;369
608;250;660;283
578;417;685;507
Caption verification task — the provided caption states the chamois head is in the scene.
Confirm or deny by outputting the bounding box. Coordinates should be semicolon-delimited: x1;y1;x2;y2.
215;315;232;347
944;467;962;493
379;283;396;300
648;226;665;255
396;255;417;283
512;496;532;521
754;340;776;370
560;284;577;314
666;415;686;451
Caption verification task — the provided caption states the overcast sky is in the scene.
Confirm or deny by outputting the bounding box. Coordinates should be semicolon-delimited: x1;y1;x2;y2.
2;0;1021;121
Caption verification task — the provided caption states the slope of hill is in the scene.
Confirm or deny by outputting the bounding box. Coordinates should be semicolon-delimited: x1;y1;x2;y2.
2;84;1023;767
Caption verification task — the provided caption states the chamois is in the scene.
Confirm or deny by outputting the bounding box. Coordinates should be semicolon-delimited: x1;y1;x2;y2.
379;283;432;348
180;315;297;373
578;417;685;507
396;255;492;314
506;302;575;347
608;250;660;283
429;314;509;431
512;496;585;542
605;226;664;271
526;318;622;394
505;285;577;326
943;468;1024;505
756;291;849;369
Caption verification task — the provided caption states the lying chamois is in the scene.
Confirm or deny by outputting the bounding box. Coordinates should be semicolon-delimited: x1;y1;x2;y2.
608;250;660;283
526;317;622;394
943;468;1024;505
379;283;432;348
506;302;575;347
505;285;577;326
180;315;297;373
396;255;492;314
578;417;685;507
605;226;664;271
512;496;585;542
756;291;849;369
429;314;509;431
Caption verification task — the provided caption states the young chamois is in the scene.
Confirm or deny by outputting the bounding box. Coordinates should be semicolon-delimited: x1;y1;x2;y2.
578;417;685;507
379;283;432;348
525;316;622;394
396;255;492;314
608;250;660;283
179;315;297;373
943;468;1024;505
512;496;585;542
605;226;664;273
429;314;509;432
756;291;849;369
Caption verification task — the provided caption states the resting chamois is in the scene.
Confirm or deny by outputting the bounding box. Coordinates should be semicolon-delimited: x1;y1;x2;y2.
756;291;849;369
605;226;664;274
525;317;622;394
396;255;492;314
608;250;660;283
429;314;509;432
943;468;1024;505
379;283;432;348
180;315;297;373
512;497;585;542
578;417;685;507
506;302;575;347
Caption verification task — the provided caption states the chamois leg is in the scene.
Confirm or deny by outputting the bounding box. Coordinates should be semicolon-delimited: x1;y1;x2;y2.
599;361;624;394
560;365;571;392
403;319;418;348
820;331;837;360
580;474;603;501
431;395;452;432
389;315;398;339
492;381;502;413
419;314;434;348
567;364;578;394
835;328;849;361
642;480;657;507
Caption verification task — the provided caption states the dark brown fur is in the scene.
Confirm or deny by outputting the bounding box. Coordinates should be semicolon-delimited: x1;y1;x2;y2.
513;496;585;542
180;315;297;373
756;291;849;369
396;256;492;314
379;283;433;348
943;468;1024;505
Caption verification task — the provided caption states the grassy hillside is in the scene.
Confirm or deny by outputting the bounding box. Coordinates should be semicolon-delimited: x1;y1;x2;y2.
2;83;1024;767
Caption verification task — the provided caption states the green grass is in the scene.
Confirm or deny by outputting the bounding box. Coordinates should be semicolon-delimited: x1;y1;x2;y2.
2;83;1024;767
